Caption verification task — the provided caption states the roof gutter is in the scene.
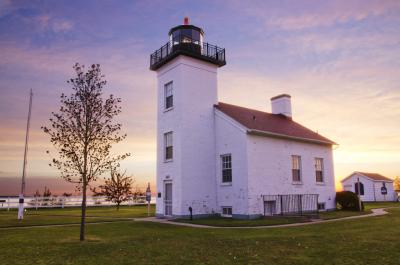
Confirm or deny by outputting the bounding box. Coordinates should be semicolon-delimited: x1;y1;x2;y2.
247;129;337;146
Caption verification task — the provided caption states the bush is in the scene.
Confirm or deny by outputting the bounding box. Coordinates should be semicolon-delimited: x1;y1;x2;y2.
336;191;364;211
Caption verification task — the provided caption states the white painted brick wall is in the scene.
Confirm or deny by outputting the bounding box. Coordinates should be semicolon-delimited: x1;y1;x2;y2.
155;55;219;217
246;134;336;213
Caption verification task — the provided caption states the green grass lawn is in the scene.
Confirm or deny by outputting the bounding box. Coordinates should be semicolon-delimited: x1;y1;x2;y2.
364;201;400;210
0;205;155;228
23;204;156;218
318;209;371;220
1;208;400;264
174;216;311;227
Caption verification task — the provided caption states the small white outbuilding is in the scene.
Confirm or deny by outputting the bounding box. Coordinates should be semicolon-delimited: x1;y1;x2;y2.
341;172;397;202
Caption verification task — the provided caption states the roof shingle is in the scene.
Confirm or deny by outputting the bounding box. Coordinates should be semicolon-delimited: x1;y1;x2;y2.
215;102;336;145
356;172;393;182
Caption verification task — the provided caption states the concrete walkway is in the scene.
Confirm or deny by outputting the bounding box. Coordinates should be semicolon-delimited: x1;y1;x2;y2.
135;208;390;229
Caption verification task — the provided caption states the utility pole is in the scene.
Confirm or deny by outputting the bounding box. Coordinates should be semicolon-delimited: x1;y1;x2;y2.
18;89;33;220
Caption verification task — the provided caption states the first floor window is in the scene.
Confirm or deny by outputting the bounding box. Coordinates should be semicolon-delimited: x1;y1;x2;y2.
164;81;173;109
292;155;302;182
164;132;173;160
221;154;232;183
221;207;232;217
315;158;324;182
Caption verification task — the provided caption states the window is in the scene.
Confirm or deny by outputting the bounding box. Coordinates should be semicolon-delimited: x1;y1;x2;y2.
354;182;364;195
164;132;173;160
221;154;232;183
164;82;173;109
318;203;326;211
292;155;302;182
315;158;324;183
221;207;232;217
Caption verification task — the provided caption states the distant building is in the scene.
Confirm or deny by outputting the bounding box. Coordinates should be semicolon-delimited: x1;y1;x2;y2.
341;172;397;202
150;18;337;219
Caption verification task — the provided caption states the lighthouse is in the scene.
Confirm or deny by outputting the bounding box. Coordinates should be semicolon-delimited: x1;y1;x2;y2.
150;18;226;218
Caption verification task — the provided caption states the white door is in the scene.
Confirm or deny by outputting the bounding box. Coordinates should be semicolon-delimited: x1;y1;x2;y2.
164;182;172;216
264;201;276;216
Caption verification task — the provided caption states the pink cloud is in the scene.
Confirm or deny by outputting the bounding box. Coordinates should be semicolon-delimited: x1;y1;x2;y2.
234;0;400;30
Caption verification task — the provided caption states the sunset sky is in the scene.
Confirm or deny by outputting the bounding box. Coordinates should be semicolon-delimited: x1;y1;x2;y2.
0;0;399;195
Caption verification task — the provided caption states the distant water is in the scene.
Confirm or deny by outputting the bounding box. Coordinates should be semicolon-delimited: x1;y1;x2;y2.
0;195;156;209
0;177;77;196
0;177;153;197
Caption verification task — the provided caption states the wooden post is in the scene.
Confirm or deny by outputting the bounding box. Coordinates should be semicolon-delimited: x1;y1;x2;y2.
357;177;362;211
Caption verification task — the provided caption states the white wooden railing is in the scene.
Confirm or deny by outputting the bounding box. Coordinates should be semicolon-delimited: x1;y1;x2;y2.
0;195;155;210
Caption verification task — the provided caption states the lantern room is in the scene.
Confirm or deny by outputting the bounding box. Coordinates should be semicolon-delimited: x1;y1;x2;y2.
169;17;204;47
150;17;226;71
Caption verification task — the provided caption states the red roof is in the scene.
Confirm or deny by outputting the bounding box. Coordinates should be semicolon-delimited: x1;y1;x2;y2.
215;102;336;145
355;172;393;182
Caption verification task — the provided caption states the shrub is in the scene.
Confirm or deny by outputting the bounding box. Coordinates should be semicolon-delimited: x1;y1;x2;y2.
336;191;364;211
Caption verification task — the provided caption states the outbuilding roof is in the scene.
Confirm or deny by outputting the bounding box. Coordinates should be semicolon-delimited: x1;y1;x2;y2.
215;102;336;145
341;172;394;183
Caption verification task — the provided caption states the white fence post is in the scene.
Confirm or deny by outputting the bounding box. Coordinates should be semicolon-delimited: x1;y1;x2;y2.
62;196;65;208
7;197;10;211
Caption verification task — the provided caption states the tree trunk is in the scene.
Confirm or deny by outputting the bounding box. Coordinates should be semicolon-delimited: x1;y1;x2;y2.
117;202;120;211
80;181;87;241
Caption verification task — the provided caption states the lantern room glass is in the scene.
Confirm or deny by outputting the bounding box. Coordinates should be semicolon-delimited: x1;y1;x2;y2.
169;28;203;46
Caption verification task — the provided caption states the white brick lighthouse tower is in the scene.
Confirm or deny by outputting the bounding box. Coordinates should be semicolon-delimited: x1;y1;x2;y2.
150;18;226;218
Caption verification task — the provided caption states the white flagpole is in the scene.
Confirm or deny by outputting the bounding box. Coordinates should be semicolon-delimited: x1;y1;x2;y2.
18;89;33;220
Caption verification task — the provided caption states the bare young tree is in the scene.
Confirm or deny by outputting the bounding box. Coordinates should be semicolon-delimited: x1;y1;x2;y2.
43;186;52;197
394;176;400;191
92;166;134;210
42;63;130;241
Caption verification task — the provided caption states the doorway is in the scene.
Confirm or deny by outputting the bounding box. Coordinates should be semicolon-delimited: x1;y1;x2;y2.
164;182;172;216
264;200;276;216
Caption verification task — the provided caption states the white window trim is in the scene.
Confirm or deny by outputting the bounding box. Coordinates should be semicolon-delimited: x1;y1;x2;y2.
292;181;303;185
221;206;232;218
164;81;173;111
291;155;302;184
315;157;324;183
221;154;232;184
164;131;173;162
318;202;326;211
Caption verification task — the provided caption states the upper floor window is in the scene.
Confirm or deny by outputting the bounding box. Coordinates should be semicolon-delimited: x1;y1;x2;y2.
221;154;232;183
315;158;324;183
292;155;302;182
164;82;173;110
164;132;173;161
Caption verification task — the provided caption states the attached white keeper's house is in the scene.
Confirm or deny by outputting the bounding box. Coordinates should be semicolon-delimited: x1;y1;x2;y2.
341;172;397;202
150;18;337;219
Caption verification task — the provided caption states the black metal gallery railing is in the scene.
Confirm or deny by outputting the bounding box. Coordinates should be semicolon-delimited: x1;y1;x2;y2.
263;194;319;216
150;41;226;70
